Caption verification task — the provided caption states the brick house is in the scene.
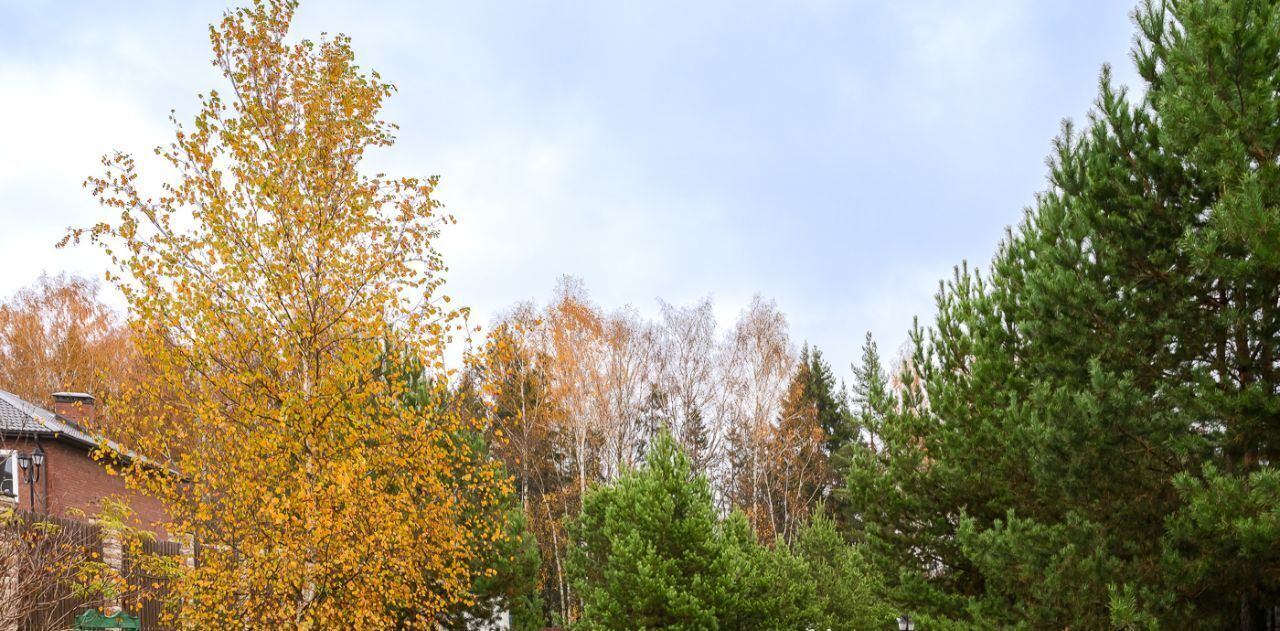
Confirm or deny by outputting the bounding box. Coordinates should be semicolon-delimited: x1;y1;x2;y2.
0;389;166;530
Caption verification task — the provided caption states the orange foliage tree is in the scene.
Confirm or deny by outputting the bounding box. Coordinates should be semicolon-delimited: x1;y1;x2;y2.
722;296;796;534
760;349;833;544
0;273;136;415
63;0;503;626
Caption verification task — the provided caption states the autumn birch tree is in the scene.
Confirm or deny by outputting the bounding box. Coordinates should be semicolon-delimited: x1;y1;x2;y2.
653;299;726;474
723;296;794;533
63;0;502;626
0;273;137;417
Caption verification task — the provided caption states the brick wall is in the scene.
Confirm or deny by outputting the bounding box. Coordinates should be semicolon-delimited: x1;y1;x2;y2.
0;436;168;536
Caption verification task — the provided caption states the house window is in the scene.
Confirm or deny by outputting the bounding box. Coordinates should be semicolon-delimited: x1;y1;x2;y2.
0;451;15;498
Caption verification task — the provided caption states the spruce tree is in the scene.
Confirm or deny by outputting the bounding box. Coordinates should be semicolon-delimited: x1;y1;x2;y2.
799;344;855;458
680;403;711;474
768;346;838;542
638;383;673;456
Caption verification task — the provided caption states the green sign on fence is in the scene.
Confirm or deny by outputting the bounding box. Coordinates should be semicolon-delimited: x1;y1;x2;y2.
73;609;141;630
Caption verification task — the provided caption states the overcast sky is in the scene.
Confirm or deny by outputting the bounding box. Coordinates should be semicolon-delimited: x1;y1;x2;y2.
0;0;1139;376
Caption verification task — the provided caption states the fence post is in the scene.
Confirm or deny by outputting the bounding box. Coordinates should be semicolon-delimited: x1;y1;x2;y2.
101;525;123;616
180;534;195;570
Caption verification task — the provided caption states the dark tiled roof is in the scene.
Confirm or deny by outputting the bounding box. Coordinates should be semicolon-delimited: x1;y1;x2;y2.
0;389;100;449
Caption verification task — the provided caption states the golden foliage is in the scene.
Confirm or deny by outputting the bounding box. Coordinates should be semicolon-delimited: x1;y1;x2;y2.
63;0;503;626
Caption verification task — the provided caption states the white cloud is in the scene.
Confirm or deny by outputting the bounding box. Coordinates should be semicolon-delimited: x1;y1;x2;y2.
0;62;171;305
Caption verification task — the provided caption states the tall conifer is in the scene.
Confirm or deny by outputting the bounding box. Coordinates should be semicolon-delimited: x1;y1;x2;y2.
840;1;1280;626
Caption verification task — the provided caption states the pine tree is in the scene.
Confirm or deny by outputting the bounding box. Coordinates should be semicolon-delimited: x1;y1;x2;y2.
837;329;952;613
847;333;890;442
790;508;894;631
570;430;894;629
832;333;898;531
715;510;815;630
841;1;1280;626
566;431;728;630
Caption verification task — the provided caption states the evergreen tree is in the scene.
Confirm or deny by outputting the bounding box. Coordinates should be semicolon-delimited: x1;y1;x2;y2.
391;352;543;628
679;403;711;474
439;508;545;630
766;347;835;542
1135;1;1280;622
716;510;815;630
570;431;893;629
637;383;672;456
837;330;952;615
566;431;728;630
847;333;890;443
790;508;895;631
832;332;900;531
841;1;1280;627
799;344;855;458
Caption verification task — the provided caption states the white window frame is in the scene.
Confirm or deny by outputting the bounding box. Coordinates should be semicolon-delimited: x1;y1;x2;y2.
0;450;15;498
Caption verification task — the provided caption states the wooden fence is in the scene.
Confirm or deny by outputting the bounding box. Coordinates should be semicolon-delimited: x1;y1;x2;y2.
121;538;182;630
15;512;105;631
4;511;184;631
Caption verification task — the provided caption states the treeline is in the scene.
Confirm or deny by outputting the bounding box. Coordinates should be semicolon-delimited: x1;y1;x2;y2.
448;278;885;626
449;0;1280;627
